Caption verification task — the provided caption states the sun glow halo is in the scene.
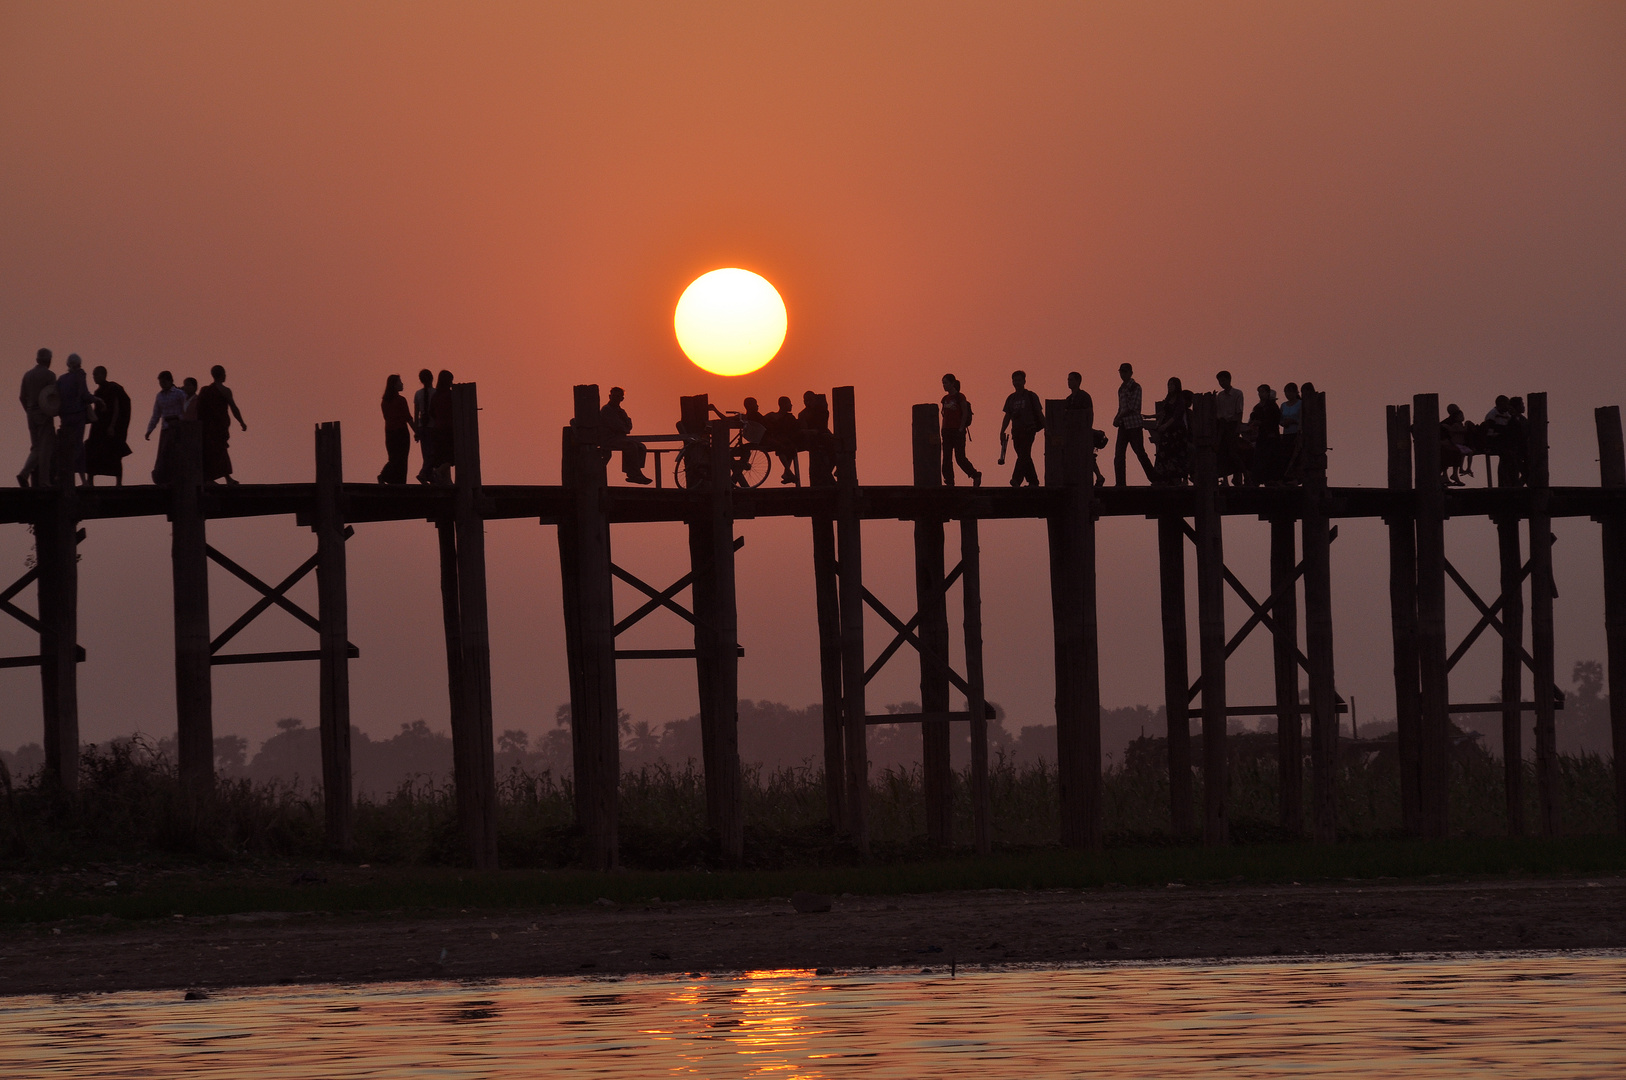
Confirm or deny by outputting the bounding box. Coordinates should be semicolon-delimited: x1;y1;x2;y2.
674;269;787;376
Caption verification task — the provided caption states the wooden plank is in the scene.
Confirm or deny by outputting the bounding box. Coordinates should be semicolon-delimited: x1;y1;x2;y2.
867;711;974;725
314;421;354;852
833;386;868;853
1191;393;1228;846
962;516;991;855
1386;405;1422;836
1301;389;1338;844
1596;405;1626;835
1526;392;1557;837
1413;394;1451;839
1497;514;1525;836
170;420;214;795
1270;516;1302;836
1157;514;1193;838
913;403;952;846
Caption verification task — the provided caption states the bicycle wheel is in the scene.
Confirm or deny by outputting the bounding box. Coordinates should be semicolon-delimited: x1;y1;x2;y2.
673;449;695;489
736;448;772;488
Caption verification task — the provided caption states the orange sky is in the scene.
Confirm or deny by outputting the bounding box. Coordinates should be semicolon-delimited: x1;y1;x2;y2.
1;2;1623;755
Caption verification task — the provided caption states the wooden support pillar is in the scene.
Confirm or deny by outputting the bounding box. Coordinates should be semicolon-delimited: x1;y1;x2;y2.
1157;514;1193;838
912;404;952;845
1301;389;1338;843
833;386;868;853
1594;405;1626;835
807;393;844;831
811;513;845;831
1047;399;1101;849
1191;393;1228;846
1270;516;1302;836
1386;405;1422;836
314;421;353;851
1413;394;1451;839
170;419;214;795
449;384;498;868
691;410;743;862
559;385;619;869
36;482;80;794
1497;514;1525;836
961;516;990;854
1526;392;1557;836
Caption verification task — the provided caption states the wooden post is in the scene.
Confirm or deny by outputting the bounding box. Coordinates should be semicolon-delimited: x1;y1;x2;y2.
314;422;353;851
1386;405;1422;836
559;384;620;869
449;384;498;868
811;513;845;831
1301;389;1338;843
807;393;844;830
1191;393;1228;846
1594;405;1626;835
912;404;952;845
1497;513;1525;836
1413;394;1451;839
1157;514;1194;838
1047;399;1101;849
961;516;991;854
692;411;743;862
1526;392;1557;837
36;482;79;794
1270;516;1302;835
833;386;868;853
170;419;213;795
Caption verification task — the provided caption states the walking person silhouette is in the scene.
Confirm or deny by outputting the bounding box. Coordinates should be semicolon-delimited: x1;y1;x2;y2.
85;365;132;486
378;374;415;484
1112;363;1155;486
1000;370;1044;487
940;374;981;487
18;348;57;488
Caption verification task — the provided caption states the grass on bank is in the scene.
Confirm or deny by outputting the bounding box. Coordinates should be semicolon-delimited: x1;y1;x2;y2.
0;735;1620;924
3;836;1625;925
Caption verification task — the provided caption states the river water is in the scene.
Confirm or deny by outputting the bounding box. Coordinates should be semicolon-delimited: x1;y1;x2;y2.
3;951;1622;1077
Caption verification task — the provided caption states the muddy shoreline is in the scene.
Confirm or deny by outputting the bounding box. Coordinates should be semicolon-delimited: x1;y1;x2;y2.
2;876;1622;996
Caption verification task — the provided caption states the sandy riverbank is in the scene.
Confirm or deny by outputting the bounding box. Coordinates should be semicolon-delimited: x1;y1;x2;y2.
3;876;1622;995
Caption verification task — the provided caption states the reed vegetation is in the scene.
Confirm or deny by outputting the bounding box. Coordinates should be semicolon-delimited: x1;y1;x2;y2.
0;733;1616;872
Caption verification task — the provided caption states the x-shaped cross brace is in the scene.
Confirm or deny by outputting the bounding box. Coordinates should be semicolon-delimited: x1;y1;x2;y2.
0;528;87;667
1182;522;1343;705
208;530;358;663
611;536;745;638
830;558;981;701
1443;554;1564;705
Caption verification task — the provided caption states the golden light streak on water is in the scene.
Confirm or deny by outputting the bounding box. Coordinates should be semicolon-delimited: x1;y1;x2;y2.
2;952;1623;1077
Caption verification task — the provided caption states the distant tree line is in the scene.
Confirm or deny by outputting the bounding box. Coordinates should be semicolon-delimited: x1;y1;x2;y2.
1;662;1614;794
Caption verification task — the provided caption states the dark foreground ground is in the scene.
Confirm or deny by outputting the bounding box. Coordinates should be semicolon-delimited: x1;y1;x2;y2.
3;875;1622;995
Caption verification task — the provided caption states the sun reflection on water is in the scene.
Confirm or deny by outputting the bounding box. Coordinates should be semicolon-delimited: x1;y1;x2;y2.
2;953;1623;1078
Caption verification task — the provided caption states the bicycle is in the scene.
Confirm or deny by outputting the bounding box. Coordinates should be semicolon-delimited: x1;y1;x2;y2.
672;412;774;489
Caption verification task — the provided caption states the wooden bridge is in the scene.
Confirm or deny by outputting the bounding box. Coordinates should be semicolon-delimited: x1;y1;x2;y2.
4;383;1624;869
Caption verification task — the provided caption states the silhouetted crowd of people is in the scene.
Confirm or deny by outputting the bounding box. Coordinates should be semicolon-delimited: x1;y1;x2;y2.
377;368;456;485
1441;395;1534;488
19;348;245;488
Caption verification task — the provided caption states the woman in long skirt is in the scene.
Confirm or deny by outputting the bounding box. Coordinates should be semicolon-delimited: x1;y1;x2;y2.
378;374;415;484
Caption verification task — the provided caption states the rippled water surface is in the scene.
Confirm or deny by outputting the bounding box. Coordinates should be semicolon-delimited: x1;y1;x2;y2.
4;952;1623;1077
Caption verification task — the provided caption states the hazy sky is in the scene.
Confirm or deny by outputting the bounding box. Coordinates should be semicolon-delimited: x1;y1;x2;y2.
1;2;1623;756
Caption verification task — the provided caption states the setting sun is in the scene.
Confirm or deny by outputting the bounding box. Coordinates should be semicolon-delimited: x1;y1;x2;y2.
673;268;787;376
